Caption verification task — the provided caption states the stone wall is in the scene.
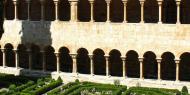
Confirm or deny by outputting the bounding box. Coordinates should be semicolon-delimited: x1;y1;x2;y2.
1;20;190;58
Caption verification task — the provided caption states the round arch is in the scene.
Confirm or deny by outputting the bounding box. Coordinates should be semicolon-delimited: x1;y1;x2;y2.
179;52;190;81
144;0;158;23
17;0;28;20
5;0;14;20
110;0;123;22
78;0;90;22
17;44;28;69
94;0;107;22
44;0;55;21
31;44;42;70
4;43;15;67
180;0;190;24
58;0;70;21
30;0;41;21
127;0;141;23
44;46;56;71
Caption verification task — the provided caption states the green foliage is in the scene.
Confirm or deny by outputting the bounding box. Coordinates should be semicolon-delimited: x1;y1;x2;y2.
9;84;16;90
182;86;188;94
75;79;80;83
114;79;120;86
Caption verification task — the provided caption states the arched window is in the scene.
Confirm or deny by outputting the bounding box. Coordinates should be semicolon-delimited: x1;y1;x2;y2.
127;0;141;23
110;0;123;22
78;0;90;22
162;0;177;24
179;52;190;81
44;46;56;71
180;0;190;24
31;44;42;70
5;0;14;20
94;0;107;22
30;0;41;21
4;43;15;67
144;0;158;23
44;0;55;21
58;0;70;21
18;0;28;20
17;44;28;69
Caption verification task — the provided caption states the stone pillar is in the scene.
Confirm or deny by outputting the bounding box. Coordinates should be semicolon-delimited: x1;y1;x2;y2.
2;49;6;67
157;0;163;23
106;0;111;22
55;52;60;73
89;55;94;76
105;56;109;76
176;0;181;24
157;59;161;80
139;58;143;79
122;57;126;78
89;0;94;22
69;0;78;22
40;0;44;21
26;0;30;20
13;0;18;20
27;48;32;70
40;50;46;72
175;60;180;81
122;0;128;23
140;0;145;23
71;54;77;73
14;49;19;69
54;0;59;21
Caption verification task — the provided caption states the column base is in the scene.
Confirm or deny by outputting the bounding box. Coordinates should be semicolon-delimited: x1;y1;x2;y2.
123;21;128;23
158;21;162;24
106;20;111;23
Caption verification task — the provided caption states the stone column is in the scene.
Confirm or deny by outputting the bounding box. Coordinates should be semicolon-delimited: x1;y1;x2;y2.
140;0;145;23
69;0;78;22
71;54;77;73
55;52;60;73
26;0;30;21
54;0;59;21
157;0;163;24
157;59;161;80
89;55;94;76
139;58;143;79
14;49;19;69
105;56;109;76
175;60;180;81
89;0;94;22
122;0;128;23
106;0;111;22
122;57;126;78
2;49;6;67
40;50;46;72
176;0;181;24
40;0;44;21
13;0;18;20
27;48;32;70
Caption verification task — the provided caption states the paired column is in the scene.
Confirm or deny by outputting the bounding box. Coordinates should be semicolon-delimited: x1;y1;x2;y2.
14;49;19;69
105;56;109;76
55;52;60;73
139;58;143;79
2;49;6;67
89;0;94;22
106;0;111;22
157;59;161;80
89;55;94;76
157;0;163;23
140;0;145;23
175;60;180;81
176;0;181;24
69;0;78;22
71;54;77;73
40;0;44;21
122;0;128;23
122;57;126;77
27;48;32;70
13;0;18;20
54;0;59;21
40;50;46;72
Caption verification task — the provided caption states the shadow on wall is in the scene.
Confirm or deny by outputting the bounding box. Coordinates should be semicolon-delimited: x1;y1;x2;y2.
20;21;52;47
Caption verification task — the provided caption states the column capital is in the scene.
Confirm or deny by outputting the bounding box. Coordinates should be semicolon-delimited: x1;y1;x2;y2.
175;59;180;64
139;57;143;62
121;56;126;61
105;0;111;4
157;0;163;2
68;0;78;2
176;1;181;5
12;0;17;4
88;54;93;59
122;0;128;3
53;0;59;2
157;58;162;63
89;0;94;3
70;54;77;59
139;0;146;3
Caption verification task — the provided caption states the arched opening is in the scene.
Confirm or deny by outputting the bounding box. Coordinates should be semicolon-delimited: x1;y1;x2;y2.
110;0;123;22
109;49;122;76
94;0;107;22
179;52;190;81
4;43;15;67
44;46;56;71
162;0;177;24
30;0;41;21
31;44;42;70
93;49;106;75
44;0;55;21
17;0;28;20
5;0;14;20
77;48;90;74
58;0;70;21
180;0;190;24
143;51;157;79
126;50;140;78
127;0;141;23
78;0;90;22
144;0;158;23
59;47;73;72
161;52;176;80
17;44;28;69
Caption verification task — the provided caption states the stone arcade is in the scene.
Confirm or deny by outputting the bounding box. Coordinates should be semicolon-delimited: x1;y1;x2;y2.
1;0;190;91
